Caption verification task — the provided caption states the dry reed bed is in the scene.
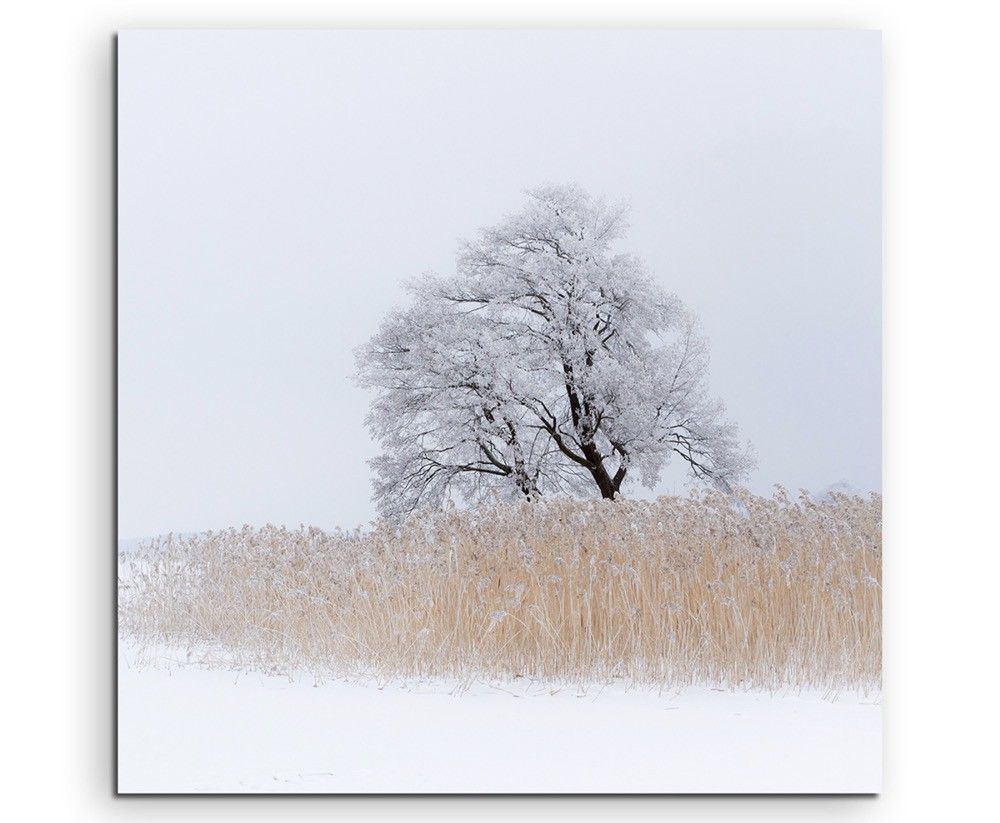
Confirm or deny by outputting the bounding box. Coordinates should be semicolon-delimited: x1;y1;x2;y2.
119;490;881;689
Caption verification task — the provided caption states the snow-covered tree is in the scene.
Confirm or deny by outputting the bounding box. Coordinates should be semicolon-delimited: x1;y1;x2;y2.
357;184;753;518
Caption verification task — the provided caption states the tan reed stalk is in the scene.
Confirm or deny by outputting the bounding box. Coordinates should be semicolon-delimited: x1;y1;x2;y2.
119;488;881;689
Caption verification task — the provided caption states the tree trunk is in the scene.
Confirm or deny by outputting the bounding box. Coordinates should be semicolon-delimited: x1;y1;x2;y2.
579;440;618;499
592;471;616;499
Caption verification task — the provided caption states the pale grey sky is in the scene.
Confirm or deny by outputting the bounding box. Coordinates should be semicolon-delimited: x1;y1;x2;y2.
118;30;881;537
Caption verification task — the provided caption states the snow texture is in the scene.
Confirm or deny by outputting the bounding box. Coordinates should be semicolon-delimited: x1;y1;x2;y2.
118;645;881;794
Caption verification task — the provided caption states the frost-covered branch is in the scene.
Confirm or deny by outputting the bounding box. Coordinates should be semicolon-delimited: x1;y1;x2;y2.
356;184;753;518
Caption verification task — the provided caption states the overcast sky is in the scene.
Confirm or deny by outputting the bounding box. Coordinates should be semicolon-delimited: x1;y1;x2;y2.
118;30;881;538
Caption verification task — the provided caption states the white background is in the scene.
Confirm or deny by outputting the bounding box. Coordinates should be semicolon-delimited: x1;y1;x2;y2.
2;0;998;820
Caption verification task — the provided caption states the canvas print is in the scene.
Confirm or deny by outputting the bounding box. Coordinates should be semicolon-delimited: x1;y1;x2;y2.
117;30;882;793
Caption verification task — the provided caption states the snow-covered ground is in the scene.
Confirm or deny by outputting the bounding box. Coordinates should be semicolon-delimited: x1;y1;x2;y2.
118;645;881;794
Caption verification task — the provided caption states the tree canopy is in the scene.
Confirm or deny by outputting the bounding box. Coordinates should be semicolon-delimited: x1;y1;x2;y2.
357;184;753;518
